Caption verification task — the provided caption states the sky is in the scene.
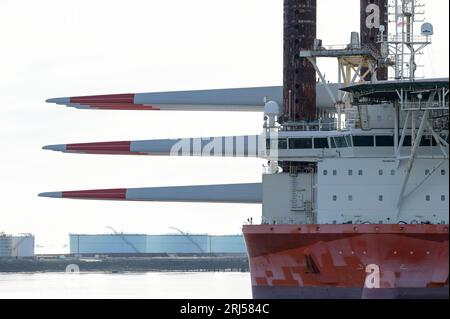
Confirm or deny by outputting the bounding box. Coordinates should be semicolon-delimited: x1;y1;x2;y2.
0;0;448;253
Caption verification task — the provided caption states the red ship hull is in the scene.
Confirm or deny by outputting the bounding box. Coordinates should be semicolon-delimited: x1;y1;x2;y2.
243;224;449;299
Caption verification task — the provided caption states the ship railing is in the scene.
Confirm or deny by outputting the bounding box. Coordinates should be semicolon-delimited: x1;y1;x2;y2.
281;120;338;132
345;119;357;130
306;44;380;59
320;121;339;131
261;216;307;225
313;44;349;51
401;101;449;111
377;34;431;44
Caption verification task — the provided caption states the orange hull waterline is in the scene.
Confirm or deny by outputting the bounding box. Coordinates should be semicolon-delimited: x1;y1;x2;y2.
243;224;449;299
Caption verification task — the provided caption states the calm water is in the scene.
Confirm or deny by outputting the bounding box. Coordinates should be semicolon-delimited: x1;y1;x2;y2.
0;272;252;299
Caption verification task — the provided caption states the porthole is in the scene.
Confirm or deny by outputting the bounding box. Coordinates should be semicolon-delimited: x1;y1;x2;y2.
441;170;446;176
390;170;396;176
425;169;430;175
379;170;383;176
358;170;363;176
348;170;353;176
426;195;431;201
333;195;337;201
333;170;337;176
348;195;353;201
323;170;328;176
442;195;446;202
378;195;383;201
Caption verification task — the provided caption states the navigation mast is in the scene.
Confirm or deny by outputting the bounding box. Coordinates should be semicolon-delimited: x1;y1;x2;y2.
380;0;432;80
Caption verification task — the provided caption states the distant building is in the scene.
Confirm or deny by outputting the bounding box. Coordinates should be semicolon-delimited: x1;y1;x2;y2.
70;234;247;254
0;233;34;257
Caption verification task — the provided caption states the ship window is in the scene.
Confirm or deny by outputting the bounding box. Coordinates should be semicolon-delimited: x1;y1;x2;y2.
425;169;430;175
266;139;288;150
348;195;353;201
402;136;412;147
332;195;337;201
441;170;446;176
330;137;337;148
323;170;328;176
333;170;337;176
420;136;431;147
378;195;383;201
379;170;383;176
390;170;396;176
334;136;348;148
376;136;394;147
353;136;374;147
278;139;288;150
289;138;313;149
426;195;431;201
348;170;353;176
442;195;446;202
420;136;436;147
314;138;329;149
345;136;353;147
358;170;363;176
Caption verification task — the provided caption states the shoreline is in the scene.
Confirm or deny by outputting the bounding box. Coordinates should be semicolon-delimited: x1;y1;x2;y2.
0;255;249;273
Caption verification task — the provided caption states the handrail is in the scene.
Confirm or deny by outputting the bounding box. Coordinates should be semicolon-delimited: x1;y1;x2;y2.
402;101;449;110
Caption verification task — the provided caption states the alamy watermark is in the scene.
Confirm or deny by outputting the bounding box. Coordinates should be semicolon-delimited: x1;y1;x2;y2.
168;131;280;159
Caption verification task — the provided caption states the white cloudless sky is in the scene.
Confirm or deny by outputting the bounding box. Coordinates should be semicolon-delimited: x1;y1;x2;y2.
0;0;448;253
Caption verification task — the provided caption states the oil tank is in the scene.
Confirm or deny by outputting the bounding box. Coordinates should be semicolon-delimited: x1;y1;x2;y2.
283;0;317;123
69;234;246;254
12;235;35;257
360;0;389;80
209;235;247;254
70;234;147;254
146;235;209;254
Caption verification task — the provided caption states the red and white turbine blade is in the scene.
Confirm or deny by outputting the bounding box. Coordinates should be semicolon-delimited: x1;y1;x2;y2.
43;135;263;158
46;84;339;112
39;183;262;204
45;87;282;112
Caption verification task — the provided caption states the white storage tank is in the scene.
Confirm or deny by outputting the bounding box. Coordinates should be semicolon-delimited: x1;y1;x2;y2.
0;234;12;257
146;235;209;254
69;233;247;254
209;235;246;254
70;234;147;254
12;235;35;257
